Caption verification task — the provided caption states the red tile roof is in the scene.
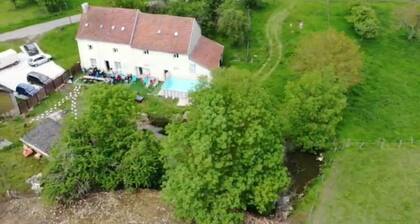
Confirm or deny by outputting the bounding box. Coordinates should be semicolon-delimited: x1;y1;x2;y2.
76;6;223;69
77;7;138;44
191;37;224;70
131;13;194;54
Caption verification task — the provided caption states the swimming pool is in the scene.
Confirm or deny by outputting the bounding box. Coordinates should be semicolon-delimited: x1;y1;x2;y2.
161;77;199;93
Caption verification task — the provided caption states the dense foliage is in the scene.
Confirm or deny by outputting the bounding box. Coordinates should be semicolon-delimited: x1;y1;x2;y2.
291;30;363;89
395;4;420;40
110;0;147;11
37;0;69;13
120;134;163;189
162;68;290;223
347;4;380;39
284;71;347;152
216;0;250;45
43;85;163;203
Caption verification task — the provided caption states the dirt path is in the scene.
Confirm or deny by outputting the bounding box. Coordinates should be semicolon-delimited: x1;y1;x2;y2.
256;3;293;80
0;190;182;224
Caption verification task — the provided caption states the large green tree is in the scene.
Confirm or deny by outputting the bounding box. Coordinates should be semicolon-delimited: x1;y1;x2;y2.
284;71;347;152
217;0;250;45
162;68;289;223
291;29;363;89
43;85;163;203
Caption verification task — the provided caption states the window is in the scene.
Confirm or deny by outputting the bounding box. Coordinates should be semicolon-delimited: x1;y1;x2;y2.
114;61;122;71
189;63;196;73
173;53;179;58
88;44;93;50
113;48;118;53
144;50;149;54
90;58;97;67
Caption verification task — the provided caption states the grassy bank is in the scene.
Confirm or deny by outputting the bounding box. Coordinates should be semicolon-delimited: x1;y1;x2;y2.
0;0;109;33
270;0;420;141
291;145;420;224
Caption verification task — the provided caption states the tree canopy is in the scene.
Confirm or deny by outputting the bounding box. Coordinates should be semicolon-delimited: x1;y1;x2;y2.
284;71;347;152
216;0;250;45
42;85;163;203
161;68;289;223
291;29;363;89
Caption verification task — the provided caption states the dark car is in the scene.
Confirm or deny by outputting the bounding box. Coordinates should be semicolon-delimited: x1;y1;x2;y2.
23;44;39;56
27;71;52;86
16;83;38;97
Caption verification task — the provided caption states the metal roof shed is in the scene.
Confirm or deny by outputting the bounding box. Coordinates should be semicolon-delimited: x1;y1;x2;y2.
20;118;61;157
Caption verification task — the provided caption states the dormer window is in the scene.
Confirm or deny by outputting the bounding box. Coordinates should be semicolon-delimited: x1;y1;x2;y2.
113;48;118;53
88;44;93;50
173;53;179;58
144;50;149;54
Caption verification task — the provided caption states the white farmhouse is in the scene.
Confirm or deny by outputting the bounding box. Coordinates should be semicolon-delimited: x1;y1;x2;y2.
76;3;224;104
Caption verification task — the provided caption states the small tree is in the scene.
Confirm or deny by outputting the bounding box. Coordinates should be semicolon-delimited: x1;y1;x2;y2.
284;71;347;152
291;29;363;89
162;68;289;223
217;8;249;45
347;4;380;39
38;0;69;13
395;5;420;40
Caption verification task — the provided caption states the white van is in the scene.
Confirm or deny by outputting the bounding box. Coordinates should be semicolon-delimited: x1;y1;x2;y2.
0;49;19;70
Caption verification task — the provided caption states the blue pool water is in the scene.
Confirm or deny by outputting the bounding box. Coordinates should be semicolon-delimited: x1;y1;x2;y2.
161;77;199;93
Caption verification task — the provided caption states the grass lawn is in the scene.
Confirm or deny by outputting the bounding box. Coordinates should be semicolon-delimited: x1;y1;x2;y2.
38;24;79;69
0;0;110;33
291;145;420;224
269;0;420;141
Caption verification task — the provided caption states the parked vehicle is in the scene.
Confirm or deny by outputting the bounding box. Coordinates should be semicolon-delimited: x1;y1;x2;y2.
16;83;38;97
27;71;52;86
28;55;51;67
0;49;19;70
20;43;40;57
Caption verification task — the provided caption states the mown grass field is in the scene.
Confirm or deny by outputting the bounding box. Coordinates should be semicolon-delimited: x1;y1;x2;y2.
292;145;420;224
276;0;420;223
0;0;110;33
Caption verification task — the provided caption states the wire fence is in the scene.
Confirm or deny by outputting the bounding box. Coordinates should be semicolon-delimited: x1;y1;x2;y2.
332;137;420;151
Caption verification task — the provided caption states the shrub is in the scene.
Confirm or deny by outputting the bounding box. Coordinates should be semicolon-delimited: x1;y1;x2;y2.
347;4;380;39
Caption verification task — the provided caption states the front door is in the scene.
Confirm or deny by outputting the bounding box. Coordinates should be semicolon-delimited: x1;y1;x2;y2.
105;60;110;71
138;67;143;75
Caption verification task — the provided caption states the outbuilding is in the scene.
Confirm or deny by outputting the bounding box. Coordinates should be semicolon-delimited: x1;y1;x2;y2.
0;84;19;117
20;118;62;158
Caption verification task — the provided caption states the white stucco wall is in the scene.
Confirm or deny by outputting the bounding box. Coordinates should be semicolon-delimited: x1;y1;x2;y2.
77;39;211;82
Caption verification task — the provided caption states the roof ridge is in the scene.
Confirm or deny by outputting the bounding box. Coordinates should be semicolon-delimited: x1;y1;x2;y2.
129;10;140;46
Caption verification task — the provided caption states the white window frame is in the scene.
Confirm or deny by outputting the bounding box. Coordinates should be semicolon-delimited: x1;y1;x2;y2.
189;63;196;73
90;58;97;67
114;61;122;71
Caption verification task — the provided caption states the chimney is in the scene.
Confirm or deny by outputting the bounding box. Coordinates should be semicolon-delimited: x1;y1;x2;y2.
81;2;89;13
